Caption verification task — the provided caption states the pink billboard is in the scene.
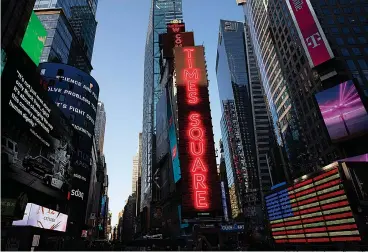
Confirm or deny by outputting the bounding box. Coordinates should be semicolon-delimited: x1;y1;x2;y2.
286;0;334;68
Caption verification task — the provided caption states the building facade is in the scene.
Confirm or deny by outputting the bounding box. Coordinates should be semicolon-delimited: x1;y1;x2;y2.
132;153;139;193
216;20;267;227
95;101;106;153
140;0;183;213
33;0;98;73
238;0;368;179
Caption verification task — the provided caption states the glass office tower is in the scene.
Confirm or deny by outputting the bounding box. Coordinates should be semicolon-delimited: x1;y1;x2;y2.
34;0;98;73
238;1;324;179
216;20;269;228
140;0;183;212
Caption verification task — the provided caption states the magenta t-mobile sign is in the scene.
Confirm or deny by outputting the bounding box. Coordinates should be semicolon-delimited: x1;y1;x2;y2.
286;0;334;68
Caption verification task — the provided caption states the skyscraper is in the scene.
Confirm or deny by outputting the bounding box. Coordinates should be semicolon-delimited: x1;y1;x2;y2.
216;20;270;227
132;153;139;193
33;0;98;73
238;0;368;178
140;0;183;212
95;101;107;153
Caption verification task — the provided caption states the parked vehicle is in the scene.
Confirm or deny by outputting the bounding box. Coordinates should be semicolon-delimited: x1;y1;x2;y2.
23;155;54;176
43;171;68;192
1;136;18;164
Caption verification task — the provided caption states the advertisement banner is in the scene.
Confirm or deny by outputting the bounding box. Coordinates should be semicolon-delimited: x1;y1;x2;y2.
167;23;185;33
174;46;221;218
13;203;68;232
265;164;361;243
39;63;100;205
315;80;368;142
21;11;47;66
286;0;334;68
167;89;181;183
221;181;229;221
1;48;76;201
161;32;195;58
156;90;169;163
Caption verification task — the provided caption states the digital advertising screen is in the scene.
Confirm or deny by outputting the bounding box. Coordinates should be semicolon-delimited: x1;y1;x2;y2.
156;90;169;163
1;48;76;201
265;164;361;244
174;46;222;219
315;80;368;142
39;63;100;205
167;88;181;183
285;0;334;68
21;11;47;66
12;203;68;232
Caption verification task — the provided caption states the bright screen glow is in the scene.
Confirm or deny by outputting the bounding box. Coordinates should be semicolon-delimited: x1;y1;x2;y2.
12;203;68;232
21;11;47;66
315;80;368;141
265;166;361;243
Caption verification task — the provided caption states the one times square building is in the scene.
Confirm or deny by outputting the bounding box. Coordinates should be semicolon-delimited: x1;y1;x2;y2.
140;0;183;225
238;0;368;180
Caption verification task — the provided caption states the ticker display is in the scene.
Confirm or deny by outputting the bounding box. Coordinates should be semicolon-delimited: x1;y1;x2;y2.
265;165;361;243
174;46;221;218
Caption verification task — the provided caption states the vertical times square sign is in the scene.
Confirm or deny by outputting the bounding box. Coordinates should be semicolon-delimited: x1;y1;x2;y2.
175;46;221;218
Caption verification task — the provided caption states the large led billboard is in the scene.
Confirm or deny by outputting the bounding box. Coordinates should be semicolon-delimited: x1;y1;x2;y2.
1;48;76;201
315;80;368;142
156;90;169;163
167;89;181;183
174;46;221;218
21;11;47;66
39;63;100;205
265;164;361;244
13;203;68;232
285;0;334;68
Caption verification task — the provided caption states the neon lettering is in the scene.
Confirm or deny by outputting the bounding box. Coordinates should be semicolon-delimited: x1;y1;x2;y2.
194;174;207;189
195;191;209;209
182;47;210;210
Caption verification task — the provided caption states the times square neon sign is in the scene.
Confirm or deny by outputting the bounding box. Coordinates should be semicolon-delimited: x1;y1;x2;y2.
182;48;209;210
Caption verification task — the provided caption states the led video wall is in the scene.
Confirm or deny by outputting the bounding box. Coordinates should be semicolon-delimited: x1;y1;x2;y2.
315;80;368;142
265;165;361;244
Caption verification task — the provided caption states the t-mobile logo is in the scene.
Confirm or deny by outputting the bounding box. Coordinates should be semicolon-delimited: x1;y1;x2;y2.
306;32;322;49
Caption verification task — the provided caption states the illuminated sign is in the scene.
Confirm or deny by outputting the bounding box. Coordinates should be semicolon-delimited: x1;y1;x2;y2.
174;46;221;218
161;32;195;58
286;0;334;68
13;203;68;232
21;11;47;66
167;22;185;33
315;80;368;142
1;48;75;200
265;165;361;243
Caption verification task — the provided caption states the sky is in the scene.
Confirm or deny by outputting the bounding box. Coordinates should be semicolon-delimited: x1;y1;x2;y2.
91;0;245;227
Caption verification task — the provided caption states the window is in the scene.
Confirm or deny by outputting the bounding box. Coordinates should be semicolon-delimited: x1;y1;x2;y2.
358;60;368;70
352;48;362;55
358;37;367;44
327;17;335;24
341;48;350;56
336;37;344;45
337;16;345;24
347;37;356;45
342;27;350;34
347;60;357;71
330;27;339;34
322;8;331;14
353;27;361;33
